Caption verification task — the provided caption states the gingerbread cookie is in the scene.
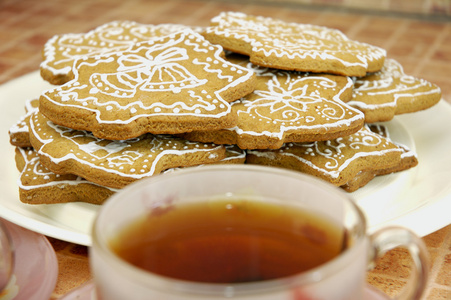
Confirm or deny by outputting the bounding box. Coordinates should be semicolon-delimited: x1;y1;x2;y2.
15;144;244;205
39;29;256;140
216;144;246;164
340;124;418;192
182;55;364;149
163;145;246;175
347;58;442;122
41;21;204;85
204;12;386;77
28;111;227;189
246;125;417;191
9;98;39;148
15;147;116;205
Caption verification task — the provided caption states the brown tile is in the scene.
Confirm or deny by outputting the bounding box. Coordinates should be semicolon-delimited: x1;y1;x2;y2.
425;77;451;101
0;60;15;76
68;244;89;257
48;237;72;252
407;20;447;34
0;0;40;15
432;45;451;63
0;27;28;46
24;33;55;48
415;60;451;80
386;57;418;74
441;29;451;47
245;4;289;18
313;12;364;34
4;61;41;82
278;7;324;25
0;44;37;61
7;12;56;32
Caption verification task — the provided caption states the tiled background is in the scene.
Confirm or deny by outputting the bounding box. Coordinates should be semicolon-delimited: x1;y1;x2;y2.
269;0;451;17
0;0;450;299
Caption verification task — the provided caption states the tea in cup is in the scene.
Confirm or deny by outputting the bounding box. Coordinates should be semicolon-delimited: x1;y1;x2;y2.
91;165;429;300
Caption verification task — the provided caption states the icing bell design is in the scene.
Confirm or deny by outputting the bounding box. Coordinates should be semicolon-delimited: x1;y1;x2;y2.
89;47;206;97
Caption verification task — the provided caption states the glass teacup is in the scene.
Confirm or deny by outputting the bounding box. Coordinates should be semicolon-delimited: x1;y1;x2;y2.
91;165;429;300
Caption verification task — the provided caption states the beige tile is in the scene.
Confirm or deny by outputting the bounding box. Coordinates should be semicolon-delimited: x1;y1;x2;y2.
50;252;92;298
366;275;407;298
426;288;451;300
436;253;451;286
370;248;413;279
423;225;450;249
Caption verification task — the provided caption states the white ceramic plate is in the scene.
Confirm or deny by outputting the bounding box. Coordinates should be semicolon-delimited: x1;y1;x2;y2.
0;71;450;246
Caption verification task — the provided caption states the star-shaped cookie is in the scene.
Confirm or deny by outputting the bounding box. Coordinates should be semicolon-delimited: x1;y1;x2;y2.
182;55;364;149
39;29;257;140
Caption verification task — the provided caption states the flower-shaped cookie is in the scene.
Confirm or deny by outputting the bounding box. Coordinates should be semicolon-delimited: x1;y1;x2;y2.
246;125;418;191
347;58;442;122
39;29;256;140
41;21;204;84
204;12;386;77
182;55;364;149
29;111;227;189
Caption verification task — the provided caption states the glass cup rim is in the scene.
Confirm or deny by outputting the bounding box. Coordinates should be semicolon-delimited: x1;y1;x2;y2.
91;164;368;296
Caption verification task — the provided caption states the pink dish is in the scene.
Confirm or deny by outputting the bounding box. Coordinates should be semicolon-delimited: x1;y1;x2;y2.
1;219;58;300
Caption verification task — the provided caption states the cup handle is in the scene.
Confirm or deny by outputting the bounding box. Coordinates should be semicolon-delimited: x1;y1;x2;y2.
368;226;430;300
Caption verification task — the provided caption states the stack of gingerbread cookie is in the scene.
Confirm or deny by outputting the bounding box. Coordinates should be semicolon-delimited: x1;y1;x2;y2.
9;13;441;205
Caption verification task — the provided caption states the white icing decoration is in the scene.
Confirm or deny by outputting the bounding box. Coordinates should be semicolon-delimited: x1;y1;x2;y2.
348;58;441;112
41;21;205;77
207;12;386;75
28;112;224;186
247;125;410;182
42;30;254;131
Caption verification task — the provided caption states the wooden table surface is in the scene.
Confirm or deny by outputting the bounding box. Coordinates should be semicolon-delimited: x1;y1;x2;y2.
0;0;450;299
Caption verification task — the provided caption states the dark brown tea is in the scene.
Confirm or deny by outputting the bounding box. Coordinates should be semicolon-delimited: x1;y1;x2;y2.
109;198;346;284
